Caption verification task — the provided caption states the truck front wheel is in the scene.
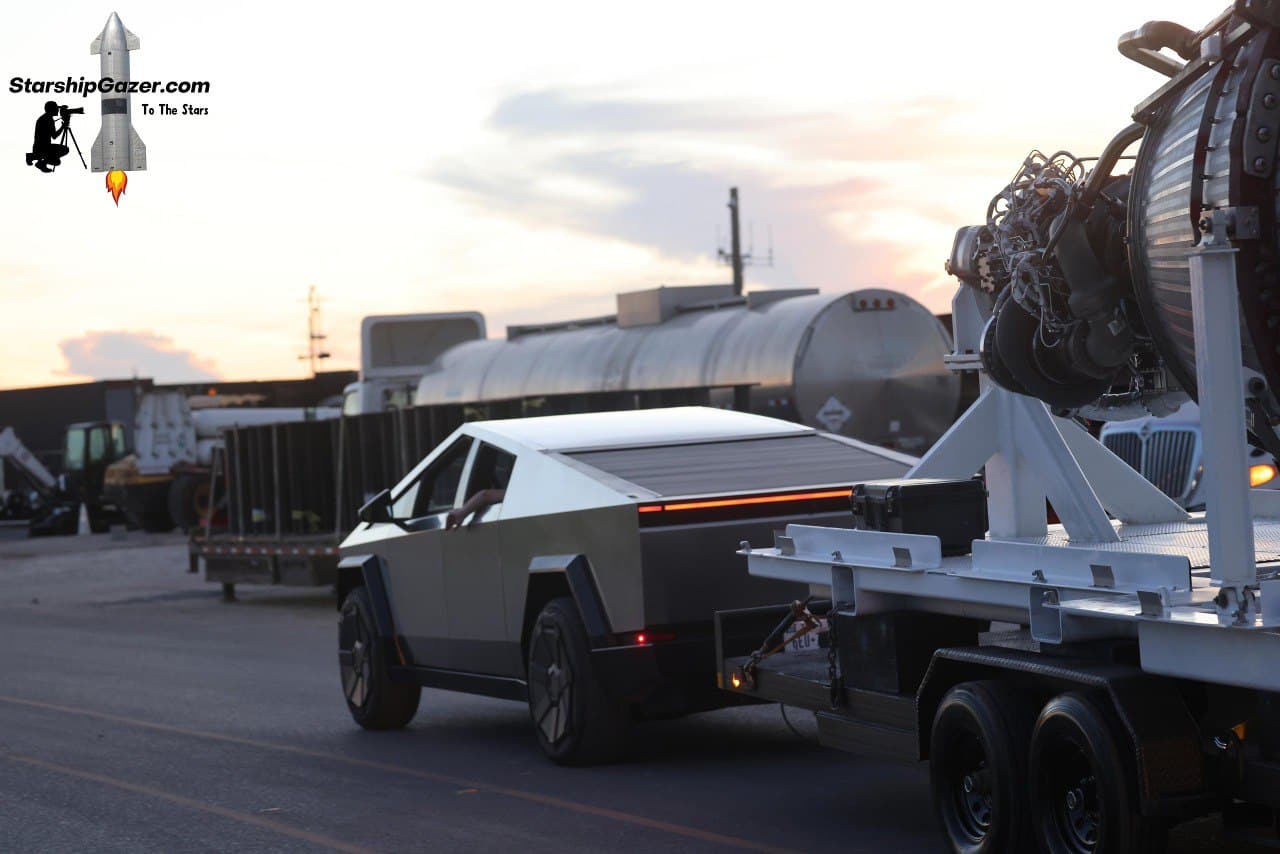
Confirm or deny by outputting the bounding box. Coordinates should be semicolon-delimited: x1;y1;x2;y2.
930;680;1035;854
338;586;420;730
526;596;630;765
1029;692;1166;854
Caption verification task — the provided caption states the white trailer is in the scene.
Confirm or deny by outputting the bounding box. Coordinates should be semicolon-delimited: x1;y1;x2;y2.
716;6;1280;850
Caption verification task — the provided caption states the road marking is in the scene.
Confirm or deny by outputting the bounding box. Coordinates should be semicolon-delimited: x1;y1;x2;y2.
0;750;371;854
0;694;796;853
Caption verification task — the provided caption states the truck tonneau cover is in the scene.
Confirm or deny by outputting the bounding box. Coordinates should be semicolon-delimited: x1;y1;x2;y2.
563;434;910;498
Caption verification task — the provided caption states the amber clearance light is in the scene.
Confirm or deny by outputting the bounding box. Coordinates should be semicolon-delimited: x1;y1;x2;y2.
1251;463;1277;488
638;489;851;514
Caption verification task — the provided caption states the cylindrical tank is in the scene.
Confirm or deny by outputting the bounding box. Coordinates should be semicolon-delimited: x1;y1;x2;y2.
416;289;961;452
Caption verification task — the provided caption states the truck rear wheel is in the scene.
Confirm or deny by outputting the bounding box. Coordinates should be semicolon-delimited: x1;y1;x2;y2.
526;596;630;765
930;680;1036;854
338;586;420;730
1029;692;1166;854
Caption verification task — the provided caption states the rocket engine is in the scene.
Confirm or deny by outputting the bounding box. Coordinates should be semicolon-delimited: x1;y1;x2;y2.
947;2;1280;458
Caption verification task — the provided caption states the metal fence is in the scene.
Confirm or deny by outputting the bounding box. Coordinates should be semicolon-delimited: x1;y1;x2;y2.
216;386;740;542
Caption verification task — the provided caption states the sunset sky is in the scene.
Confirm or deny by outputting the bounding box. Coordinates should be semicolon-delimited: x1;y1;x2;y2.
0;1;1219;388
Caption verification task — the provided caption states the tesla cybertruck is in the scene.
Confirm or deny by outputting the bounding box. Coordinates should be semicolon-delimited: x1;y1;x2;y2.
335;406;912;763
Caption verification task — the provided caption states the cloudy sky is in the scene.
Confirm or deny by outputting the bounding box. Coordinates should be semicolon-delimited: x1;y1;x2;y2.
0;0;1216;388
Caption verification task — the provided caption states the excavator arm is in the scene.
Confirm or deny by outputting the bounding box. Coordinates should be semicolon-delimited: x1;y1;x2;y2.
0;427;58;496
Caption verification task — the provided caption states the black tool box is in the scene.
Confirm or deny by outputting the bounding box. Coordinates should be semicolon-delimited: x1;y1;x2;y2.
850;478;987;556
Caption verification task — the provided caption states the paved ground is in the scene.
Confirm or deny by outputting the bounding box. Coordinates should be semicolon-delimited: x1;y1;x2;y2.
0;533;1267;852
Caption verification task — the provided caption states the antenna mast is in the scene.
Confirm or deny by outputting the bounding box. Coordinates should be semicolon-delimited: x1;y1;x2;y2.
299;285;332;376
716;187;773;295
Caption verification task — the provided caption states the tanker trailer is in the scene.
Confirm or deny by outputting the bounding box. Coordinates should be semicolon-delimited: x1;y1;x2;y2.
415;285;963;453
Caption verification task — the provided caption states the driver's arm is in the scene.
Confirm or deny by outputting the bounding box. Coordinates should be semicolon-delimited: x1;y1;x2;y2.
445;488;506;530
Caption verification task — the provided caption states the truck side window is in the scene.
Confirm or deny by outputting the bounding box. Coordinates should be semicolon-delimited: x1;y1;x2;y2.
391;436;474;519
465;443;516;498
111;424;126;459
64;428;85;471
88;427;107;464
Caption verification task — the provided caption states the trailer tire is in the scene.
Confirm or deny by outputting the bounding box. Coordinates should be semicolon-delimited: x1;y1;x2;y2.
1030;691;1167;854
167;475;209;532
338;586;420;731
930;680;1036;854
526;596;630;765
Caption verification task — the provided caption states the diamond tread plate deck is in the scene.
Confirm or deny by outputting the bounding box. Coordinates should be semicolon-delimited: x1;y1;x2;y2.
1015;518;1280;570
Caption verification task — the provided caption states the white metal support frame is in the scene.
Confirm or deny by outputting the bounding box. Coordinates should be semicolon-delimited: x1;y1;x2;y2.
743;222;1280;692
1189;212;1258;621
910;287;1185;542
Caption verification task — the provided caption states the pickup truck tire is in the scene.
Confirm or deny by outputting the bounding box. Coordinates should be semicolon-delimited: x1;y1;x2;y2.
1029;691;1167;854
929;680;1036;854
526;596;630;765
339;586;420;730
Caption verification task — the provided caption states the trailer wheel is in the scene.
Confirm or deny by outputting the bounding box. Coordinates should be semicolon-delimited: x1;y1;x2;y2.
930;680;1036;853
167;475;210;532
338;586;420;730
1029;692;1166;854
526;596;630;765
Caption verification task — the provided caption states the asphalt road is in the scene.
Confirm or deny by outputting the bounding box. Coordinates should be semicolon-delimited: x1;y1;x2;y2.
0;533;1266;853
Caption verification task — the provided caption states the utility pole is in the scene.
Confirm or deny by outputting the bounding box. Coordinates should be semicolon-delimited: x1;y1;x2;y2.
717;187;771;295
728;188;744;295
298;285;331;377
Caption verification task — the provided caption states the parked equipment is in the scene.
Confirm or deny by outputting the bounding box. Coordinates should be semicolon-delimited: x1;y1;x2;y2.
4;421;129;535
719;6;1280;851
0;427;57;523
195;286;962;595
107;391;339;532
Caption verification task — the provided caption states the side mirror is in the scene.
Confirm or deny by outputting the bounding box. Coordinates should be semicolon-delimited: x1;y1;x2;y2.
358;488;395;525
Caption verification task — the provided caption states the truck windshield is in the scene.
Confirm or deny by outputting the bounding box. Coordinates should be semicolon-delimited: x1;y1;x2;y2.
65;428;85;471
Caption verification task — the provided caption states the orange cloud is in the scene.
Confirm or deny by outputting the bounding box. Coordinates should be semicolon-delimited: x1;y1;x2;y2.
58;331;220;383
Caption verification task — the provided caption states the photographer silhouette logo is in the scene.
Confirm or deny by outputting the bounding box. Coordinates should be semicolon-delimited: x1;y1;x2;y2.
25;100;84;174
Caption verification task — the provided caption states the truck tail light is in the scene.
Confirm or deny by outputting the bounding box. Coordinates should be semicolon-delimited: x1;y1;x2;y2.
637;488;851;518
632;631;675;645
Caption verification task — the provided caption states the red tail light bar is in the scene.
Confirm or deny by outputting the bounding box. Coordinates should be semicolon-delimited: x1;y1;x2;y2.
637;488;852;515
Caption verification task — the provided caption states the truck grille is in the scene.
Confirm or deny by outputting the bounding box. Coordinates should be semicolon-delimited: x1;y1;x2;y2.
1102;429;1197;502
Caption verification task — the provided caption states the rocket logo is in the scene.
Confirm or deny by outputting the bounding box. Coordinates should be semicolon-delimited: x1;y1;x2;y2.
91;12;145;205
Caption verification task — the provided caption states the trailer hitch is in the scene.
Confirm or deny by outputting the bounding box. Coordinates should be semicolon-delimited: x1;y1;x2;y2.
739;597;826;690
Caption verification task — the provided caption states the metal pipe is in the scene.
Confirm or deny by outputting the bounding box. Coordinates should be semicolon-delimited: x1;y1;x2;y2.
1042;123;1146;258
1079;122;1146;209
1118;20;1199;77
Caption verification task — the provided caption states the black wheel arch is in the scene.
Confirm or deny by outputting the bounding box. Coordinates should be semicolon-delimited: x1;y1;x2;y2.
522;554;614;657
336;554;396;640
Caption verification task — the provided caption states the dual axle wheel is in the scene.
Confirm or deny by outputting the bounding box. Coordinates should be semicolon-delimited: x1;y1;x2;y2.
930;682;1165;854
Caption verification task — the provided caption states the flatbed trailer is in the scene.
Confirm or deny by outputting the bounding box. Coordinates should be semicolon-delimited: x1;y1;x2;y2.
715;350;1280;849
191;386;744;596
712;191;1280;851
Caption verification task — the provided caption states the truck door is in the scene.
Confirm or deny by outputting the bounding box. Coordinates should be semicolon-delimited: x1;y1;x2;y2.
440;441;516;676
375;435;473;667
